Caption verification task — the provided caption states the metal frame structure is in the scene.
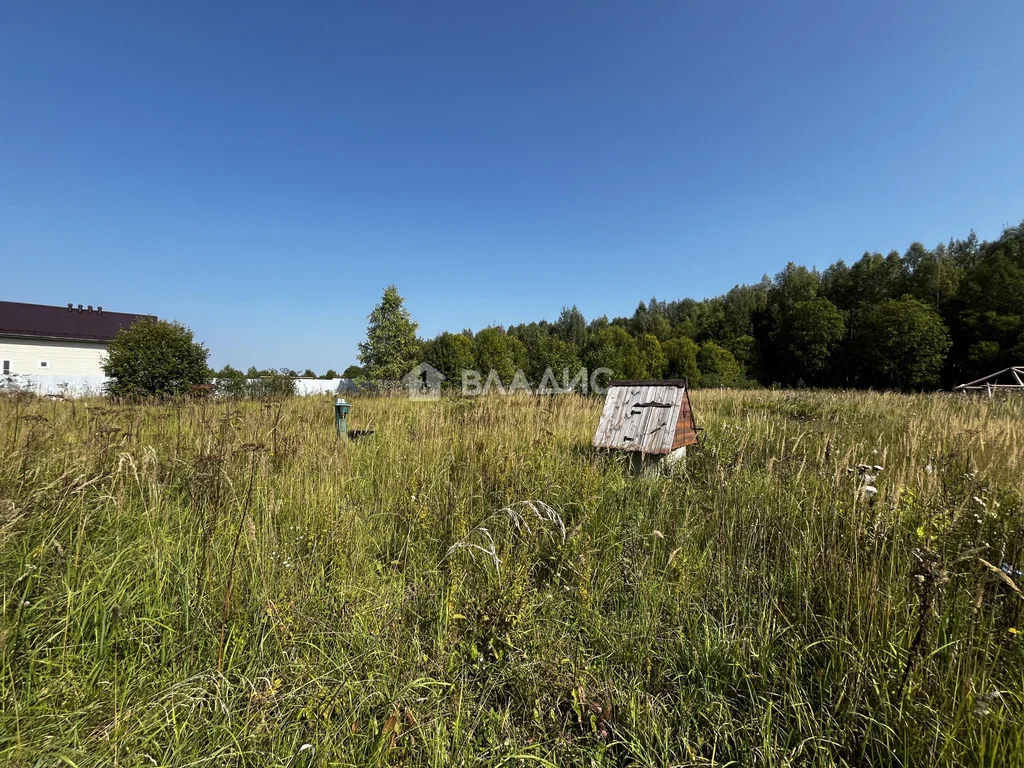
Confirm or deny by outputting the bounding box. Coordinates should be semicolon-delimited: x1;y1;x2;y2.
953;366;1024;396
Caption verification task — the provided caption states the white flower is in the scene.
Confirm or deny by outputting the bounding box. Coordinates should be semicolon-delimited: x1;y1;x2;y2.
873;465;884;472
924;463;934;475
861;485;878;496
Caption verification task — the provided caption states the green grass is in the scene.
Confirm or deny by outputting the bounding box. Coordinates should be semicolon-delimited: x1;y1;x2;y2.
1;390;1023;766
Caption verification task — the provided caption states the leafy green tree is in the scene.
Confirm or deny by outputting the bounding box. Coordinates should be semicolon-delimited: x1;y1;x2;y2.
854;296;951;389
341;365;364;379
630;301;672;340
635;333;667;377
302;369;316;378
903;242;962;308
507;334;529;377
672;298;727;341
947;224;1024;382
966;340;1002;373
322;369;339;379
424;331;476;383
723;335;760;379
473;327;518;384
722;283;769;339
532;335;581;385
662;337;700;384
213;364;247;398
697;342;744;388
769;263;819;312
819;260;854;310
247;372;296;399
211;365;295;399
358;285;420;380
508;323;555;383
780;297;846;385
584;327;643;386
103;318;209;398
508;322;546;361
553;306;588;349
587;315;610;334
846;251;907;308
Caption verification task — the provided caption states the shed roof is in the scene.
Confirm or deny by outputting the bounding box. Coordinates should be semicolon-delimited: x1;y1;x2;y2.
592;379;700;455
0;301;154;343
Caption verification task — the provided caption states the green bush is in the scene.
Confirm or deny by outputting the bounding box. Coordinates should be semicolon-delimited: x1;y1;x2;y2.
213;366;296;399
103;318;209;398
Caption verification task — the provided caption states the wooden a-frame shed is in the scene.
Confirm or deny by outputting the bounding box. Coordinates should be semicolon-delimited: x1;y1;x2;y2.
593;379;700;457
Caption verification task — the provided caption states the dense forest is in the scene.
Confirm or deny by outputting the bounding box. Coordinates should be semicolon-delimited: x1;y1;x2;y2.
216;221;1023;392
405;221;1023;391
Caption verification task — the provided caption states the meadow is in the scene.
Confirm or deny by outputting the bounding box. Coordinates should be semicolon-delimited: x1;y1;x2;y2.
1;389;1022;767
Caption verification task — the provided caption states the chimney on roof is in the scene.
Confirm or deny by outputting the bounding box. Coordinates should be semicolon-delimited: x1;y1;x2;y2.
97;306;103;313
67;303;73;311
77;304;83;311
87;305;93;313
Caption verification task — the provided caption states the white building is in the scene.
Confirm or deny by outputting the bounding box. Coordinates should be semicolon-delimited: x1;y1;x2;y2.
1;301;153;391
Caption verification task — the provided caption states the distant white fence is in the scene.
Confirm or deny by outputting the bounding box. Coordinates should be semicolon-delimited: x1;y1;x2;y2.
1;373;109;397
213;377;362;396
2;374;361;398
292;378;360;396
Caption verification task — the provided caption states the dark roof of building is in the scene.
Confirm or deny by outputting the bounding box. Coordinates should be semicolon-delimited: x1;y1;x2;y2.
0;301;155;343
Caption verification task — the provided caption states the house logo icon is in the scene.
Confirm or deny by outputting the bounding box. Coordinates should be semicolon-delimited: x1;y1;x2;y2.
403;362;444;400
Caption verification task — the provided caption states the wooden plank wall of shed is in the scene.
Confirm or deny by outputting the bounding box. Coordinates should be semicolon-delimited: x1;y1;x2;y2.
593;387;629;447
594;384;686;454
631;384;679;454
672;388;699;449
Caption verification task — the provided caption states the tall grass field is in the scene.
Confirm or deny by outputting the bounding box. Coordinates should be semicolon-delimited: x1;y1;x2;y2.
1;390;1023;766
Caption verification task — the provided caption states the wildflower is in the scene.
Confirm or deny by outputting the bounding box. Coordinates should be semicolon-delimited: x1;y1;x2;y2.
973;496;986;507
924;463;934;475
861;485;878;496
1009;628;1019;636
652;530;665;539
975;690;1003;718
873;465;884;472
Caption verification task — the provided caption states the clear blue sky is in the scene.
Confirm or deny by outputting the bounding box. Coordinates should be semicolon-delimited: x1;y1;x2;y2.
3;1;1023;372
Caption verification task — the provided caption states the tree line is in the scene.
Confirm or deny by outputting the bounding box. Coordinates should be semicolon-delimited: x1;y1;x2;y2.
360;221;1024;391
99;219;1023;397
